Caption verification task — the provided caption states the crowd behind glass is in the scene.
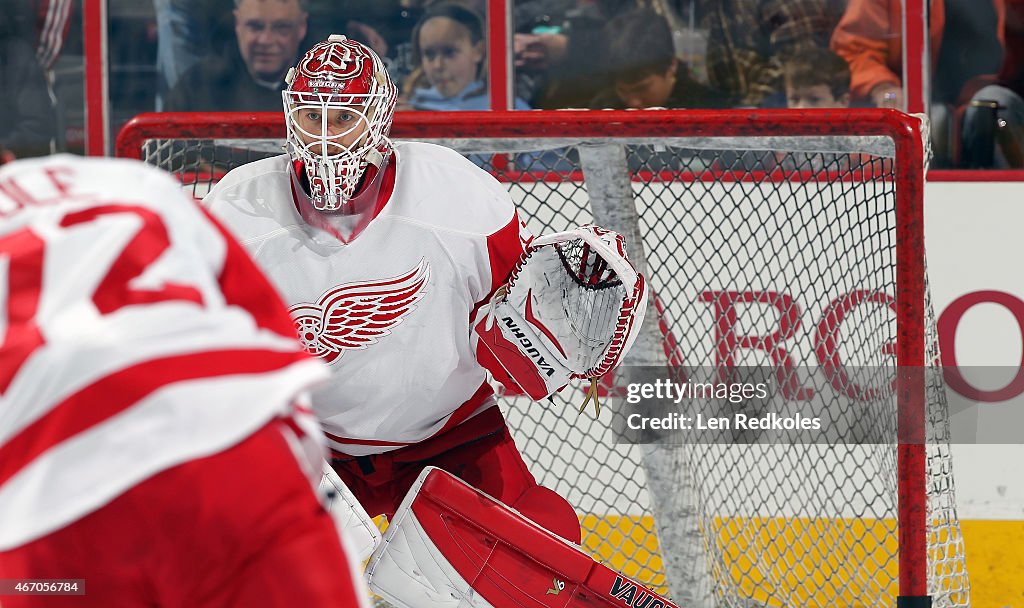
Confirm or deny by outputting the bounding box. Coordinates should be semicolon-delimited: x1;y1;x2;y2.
1;0;1020;168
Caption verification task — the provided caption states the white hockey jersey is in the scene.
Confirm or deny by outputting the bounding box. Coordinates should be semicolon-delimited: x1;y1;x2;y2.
0;156;327;550
204;142;530;456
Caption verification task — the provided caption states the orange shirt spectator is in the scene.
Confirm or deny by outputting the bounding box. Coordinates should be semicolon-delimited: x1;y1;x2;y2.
830;0;945;107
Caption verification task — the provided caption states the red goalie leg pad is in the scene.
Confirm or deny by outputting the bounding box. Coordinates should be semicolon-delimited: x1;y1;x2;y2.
409;467;678;608
512;484;583;546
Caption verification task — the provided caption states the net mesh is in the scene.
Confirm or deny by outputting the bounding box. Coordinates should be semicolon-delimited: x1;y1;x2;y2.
129;125;969;608
542;239;625;374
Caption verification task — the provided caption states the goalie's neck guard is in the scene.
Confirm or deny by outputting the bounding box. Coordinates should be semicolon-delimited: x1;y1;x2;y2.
290;154;396;243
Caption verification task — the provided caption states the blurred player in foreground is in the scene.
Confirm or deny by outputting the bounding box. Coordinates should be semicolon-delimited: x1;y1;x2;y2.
0;155;368;607
205;34;668;608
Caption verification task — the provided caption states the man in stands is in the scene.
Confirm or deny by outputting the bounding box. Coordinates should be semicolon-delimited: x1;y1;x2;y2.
165;0;309;111
830;0;945;109
202;34;583;545
0;155;368;607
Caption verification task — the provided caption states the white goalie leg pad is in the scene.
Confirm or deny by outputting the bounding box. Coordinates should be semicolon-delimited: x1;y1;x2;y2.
365;471;490;608
365;467;680;608
319;462;381;562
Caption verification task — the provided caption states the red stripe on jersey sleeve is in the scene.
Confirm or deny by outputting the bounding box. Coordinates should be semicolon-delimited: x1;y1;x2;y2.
0;229;46;394
0;348;309;488
470;212;529;323
198;205;301;340
485;212;528;297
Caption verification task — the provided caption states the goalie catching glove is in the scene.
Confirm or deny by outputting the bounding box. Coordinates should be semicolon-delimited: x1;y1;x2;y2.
473;225;647;413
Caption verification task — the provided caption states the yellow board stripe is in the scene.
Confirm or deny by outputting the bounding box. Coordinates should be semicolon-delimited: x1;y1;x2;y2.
579;515;1024;608
580;514;667;592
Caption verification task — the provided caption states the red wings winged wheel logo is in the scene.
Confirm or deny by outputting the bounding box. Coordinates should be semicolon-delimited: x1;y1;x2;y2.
289;259;430;364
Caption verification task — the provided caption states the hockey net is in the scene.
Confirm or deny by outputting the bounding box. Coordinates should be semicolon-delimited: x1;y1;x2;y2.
117;109;969;608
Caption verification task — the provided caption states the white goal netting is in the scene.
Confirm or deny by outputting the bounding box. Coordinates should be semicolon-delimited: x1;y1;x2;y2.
120;110;970;608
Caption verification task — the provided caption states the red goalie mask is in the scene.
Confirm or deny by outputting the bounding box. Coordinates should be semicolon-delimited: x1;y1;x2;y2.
283;35;398;211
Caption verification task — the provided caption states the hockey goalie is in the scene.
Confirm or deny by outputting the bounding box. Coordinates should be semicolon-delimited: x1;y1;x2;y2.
202;34;669;607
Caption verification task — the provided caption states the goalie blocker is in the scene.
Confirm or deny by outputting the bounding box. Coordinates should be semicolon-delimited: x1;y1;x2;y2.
473;225;647;403
366;467;678;608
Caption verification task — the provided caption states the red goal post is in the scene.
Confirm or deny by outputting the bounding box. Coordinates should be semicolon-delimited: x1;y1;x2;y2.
116;109;966;608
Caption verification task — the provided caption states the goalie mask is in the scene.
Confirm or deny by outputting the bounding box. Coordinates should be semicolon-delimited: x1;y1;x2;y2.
283;35;398;212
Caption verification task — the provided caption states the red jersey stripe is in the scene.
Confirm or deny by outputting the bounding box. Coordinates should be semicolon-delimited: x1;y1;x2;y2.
0;348;309;488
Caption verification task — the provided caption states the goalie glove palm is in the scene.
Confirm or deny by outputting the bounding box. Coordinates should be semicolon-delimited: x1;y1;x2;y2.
473;225;647;401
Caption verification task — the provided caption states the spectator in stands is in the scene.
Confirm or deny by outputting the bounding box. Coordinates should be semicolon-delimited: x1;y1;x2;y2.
704;0;842;108
782;46;851;108
155;0;432;109
830;0;945;108
0;0;72;73
933;0;1003;111
589;7;716;109
0;5;57;162
962;0;1024;168
164;0;308;112
513;1;631;109
778;48;856;172
0;0;67;133
154;0;234;110
402;3;530;110
516;0;700;109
